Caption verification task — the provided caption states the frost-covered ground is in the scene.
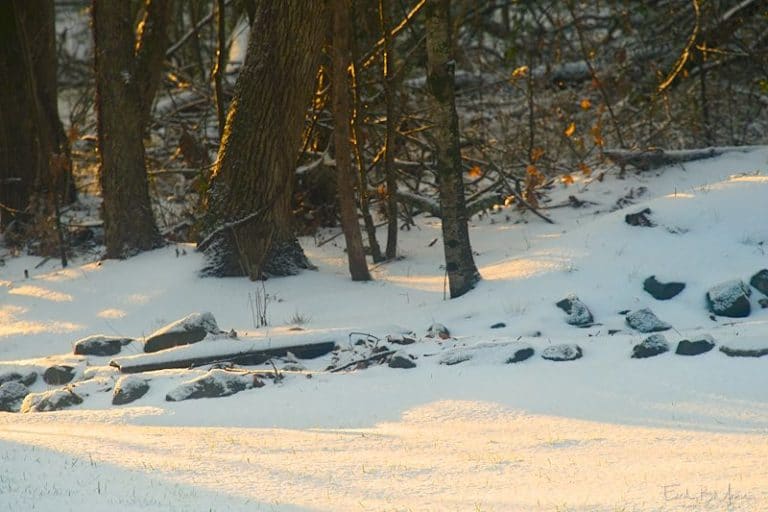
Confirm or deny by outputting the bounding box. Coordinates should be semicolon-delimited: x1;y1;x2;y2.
1;149;768;511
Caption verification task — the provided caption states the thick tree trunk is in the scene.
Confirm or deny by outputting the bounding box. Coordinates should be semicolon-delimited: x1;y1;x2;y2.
93;0;162;258
332;0;371;281
425;0;480;298
0;0;73;231
199;1;326;280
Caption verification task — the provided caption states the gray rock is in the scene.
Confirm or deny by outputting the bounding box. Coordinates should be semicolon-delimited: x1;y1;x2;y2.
632;334;669;359
439;351;472;366
166;369;263;401
74;335;134;356
0;371;37;387
388;353;417;369
21;388;83;413
425;323;450;339
144;312;220;353
719;345;768;358
675;335;715;356
750;269;768;297
759;298;768;309
0;382;30;412
625;308;672;333
706;280;751;318
386;333;417;345
490;322;506;329
643;275;685;300
541;344;582;361
112;376;151;405
556;295;594;327
505;346;535;364
43;365;76;385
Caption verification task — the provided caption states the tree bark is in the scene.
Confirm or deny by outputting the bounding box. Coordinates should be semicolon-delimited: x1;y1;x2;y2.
332;0;372;281
0;0;73;231
199;0;327;280
425;0;480;298
135;0;173;131
380;0;399;260
93;0;162;258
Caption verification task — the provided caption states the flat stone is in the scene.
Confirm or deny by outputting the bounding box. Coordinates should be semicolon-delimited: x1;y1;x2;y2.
643;275;685;300
21;388;83;413
74;335;134;356
166;369;264;401
625;308;672;333
490;322;506;329
706;280;751;318
541;344;582;362
632;334;669;359
386;333;417;345
0;371;37;387
112;376;151;405
144;312;220;353
675;335;715;356
388;354;417;369
43;365;76;385
439;351;472;366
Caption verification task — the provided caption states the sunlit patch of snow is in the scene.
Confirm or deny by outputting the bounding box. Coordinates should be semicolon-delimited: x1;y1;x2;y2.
8;285;73;302
0;305;82;338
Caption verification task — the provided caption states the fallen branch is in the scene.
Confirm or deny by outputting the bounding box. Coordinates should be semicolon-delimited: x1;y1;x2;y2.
330;349;396;373
603;146;751;171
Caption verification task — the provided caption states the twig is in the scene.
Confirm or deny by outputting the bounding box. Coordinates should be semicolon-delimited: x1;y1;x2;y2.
330;350;396;373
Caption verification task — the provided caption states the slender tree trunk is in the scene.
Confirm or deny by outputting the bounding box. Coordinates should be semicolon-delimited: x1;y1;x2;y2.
380;0;399;260
93;0;162;258
212;0;226;140
425;0;480;298
135;0;173;132
332;0;371;281
0;0;73;231
199;0;327;280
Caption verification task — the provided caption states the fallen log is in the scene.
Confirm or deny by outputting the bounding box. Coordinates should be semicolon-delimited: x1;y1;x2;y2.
603;146;751;171
111;339;337;374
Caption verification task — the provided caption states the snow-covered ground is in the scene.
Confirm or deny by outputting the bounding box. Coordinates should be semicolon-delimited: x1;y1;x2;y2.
1;149;768;511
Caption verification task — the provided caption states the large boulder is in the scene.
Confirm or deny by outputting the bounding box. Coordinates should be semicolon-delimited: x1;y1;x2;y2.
21;388;83;413
74;335;134;356
144;312;220;353
631;334;670;359
675;335;715;356
625;308;671;333
43;365;76;385
643;276;685;300
541;344;582;362
555;295;594;327
112;376;151;405
505;346;535;364
706;280;751;318
0;371;37;387
0;382;30;412
166;369;263;402
749;269;768;297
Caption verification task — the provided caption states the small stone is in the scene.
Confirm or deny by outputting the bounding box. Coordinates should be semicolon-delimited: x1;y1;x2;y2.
0;382;30;412
555;295;594;327
675;335;715;356
625;308;671;333
21;388;83;413
112;376;150;405
386;333;417;345
632;334;669;359
144;312;220;353
388;354;417;369
541;344;582;362
505;347;534;363
425;323;450;340
643;276;685;300
625;208;655;227
706;280;751;318
720;345;768;358
749;269;768;297
490;322;506;329
759;298;768;309
43;365;76;385
0;371;37;387
74;335;134;356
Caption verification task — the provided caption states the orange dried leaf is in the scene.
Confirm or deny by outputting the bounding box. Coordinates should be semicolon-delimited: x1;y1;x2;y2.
564;122;576;137
526;164;538;176
579;162;592;176
467;165;482;178
530;147;545;163
580;98;591;110
511;65;529;80
562;174;575;186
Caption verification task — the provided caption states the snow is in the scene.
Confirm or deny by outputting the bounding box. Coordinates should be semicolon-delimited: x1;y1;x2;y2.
1;148;768;510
